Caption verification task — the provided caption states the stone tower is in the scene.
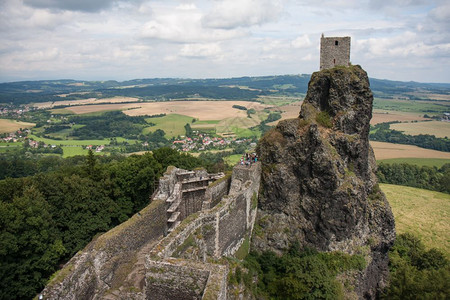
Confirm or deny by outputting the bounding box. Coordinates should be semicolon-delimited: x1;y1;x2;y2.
320;34;351;70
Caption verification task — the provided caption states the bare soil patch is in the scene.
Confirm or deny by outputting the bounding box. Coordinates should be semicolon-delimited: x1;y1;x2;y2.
371;141;450;160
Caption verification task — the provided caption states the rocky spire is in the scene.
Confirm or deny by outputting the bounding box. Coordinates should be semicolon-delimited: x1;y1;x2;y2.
253;65;395;298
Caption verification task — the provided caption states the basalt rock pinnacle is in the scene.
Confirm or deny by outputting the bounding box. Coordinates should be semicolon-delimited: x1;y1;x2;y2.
253;65;395;298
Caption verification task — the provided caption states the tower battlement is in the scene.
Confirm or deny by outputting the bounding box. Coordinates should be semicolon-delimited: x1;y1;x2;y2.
320;34;351;70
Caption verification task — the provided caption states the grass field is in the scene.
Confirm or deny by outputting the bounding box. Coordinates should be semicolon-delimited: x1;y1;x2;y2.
378;158;450;168
28;134;133;146
61;146;89;157
390;121;450;138
370;141;450;160
381;184;449;256
373;98;450;114
0;119;35;133
144;114;193;138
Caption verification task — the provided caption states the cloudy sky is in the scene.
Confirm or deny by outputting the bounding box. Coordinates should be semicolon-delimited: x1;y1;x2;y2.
0;0;449;83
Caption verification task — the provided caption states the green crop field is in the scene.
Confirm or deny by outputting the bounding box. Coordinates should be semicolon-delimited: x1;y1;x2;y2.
373;98;449;114
378;158;450;168
143;114;193;138
381;183;449;256
28;134;134;146
390;121;450;138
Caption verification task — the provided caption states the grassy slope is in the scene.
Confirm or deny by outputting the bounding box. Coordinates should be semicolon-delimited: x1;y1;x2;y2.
381;183;449;256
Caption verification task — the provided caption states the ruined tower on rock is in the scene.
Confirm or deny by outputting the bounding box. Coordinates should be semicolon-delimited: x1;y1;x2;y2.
253;61;396;297
320;34;351;70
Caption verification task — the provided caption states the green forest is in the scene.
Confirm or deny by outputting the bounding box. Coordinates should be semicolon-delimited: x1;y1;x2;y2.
377;163;450;193
0;148;204;300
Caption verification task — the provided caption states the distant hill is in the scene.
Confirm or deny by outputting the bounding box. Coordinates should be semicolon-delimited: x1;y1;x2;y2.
1;74;449;105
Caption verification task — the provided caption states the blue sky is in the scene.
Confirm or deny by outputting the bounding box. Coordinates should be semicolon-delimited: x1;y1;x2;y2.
0;0;449;83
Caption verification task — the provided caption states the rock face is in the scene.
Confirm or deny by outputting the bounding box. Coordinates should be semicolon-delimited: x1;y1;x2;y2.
253;65;395;298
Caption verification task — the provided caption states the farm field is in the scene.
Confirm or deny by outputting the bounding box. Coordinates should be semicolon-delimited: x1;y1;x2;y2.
34;97;140;109
373;98;450;114
0;119;35;133
63;103;141;114
144;114;193;138
370;141;450;160
28;134;134;146
378;158;450;168
266;102;302;126
62;100;269;120
125;101;268;120
390;121;450;138
381;183;449;256
371;110;428;125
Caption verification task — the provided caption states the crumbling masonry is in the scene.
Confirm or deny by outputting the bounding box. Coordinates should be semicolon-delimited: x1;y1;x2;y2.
40;162;261;300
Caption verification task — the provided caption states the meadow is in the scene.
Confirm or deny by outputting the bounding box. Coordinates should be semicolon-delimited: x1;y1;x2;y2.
0;118;35;133
381;183;449;256
390;121;450;138
143;114;194;138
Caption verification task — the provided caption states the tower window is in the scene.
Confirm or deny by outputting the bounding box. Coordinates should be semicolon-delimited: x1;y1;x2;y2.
335;41;339;46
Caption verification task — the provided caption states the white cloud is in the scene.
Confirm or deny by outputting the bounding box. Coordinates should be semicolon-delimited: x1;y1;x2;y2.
0;0;449;82
179;43;222;58
202;0;283;29
291;35;312;49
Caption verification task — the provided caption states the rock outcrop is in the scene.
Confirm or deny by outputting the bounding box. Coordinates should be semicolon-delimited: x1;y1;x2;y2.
253;65;395;298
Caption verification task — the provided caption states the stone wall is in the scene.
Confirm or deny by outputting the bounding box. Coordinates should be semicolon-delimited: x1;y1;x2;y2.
39;163;261;300
146;162;261;299
40;199;167;300
320;35;351;70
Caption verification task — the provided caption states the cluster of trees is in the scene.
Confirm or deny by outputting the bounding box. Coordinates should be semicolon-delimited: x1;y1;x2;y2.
232;104;247;110
70;111;148;139
43;125;71;134
377;163;450;193
0;148;203;299
240;243;366;299
370;122;450;152
384;233;449;298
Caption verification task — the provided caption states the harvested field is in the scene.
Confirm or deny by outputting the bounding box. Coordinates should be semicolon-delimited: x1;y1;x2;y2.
381;184;449;256
266;102;302;126
125;101;269;120
370;141;450;160
34;97;140;109
0;119;35;133
63;101;268;120
390;121;450;138
371;110;428;125
64;103;141;114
